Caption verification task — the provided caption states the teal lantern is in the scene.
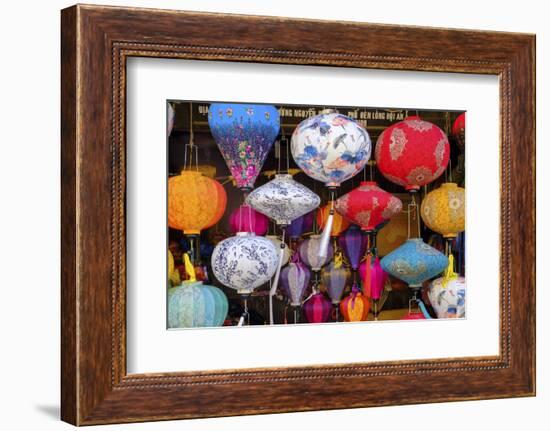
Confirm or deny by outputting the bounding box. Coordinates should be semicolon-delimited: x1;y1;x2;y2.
380;238;448;291
168;281;228;328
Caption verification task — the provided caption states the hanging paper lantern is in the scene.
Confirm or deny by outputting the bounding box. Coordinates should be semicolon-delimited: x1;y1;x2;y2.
335;181;402;232
168;171;227;234
279;254;311;306
208;103;280;191
168;102;175;136
286;210;315;239
229;204;269;235
168;281;228;328
380;238;448;289
427;276;466;318
266;235;291;266
452;112;465;152
375;117;450;191
299;234;334;271
211;232;279;294
303;292;332;323
291;110;371;187
246;174;320;226
316;203;350;237
421;183;465;238
338;225;368;270
321;260;350;304
359;256;388;300
340;283;370;322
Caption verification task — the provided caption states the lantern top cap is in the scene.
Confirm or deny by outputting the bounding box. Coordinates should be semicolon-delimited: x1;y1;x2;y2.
440;182;459;188
360;180;378;186
236;231;257;237
274;173;293;180
404;115;422;121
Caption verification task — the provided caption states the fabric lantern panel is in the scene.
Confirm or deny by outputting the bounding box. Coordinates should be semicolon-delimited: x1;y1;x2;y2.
208;103;280;191
316;203;350;237
380;238;448;289
211;232;279;294
321;260;350;304
303;293;332;323
375;117;450;191
168;171;227;235
338;225;368;270
291;111;371;187
427;276;466;318
168;281;228;328
359;256;388;300
287;210;315;239
421;183;465;238
335;181;402;232
340;283;370;322
279;256;311;306
299;234;334;271
229;204;269;235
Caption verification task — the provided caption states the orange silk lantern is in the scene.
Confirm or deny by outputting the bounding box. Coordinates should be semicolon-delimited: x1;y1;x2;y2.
340;283;370;322
168;171;227;235
316;203;350;237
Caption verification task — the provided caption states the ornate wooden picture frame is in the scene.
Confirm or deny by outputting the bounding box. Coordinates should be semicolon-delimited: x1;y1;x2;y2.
61;4;535;425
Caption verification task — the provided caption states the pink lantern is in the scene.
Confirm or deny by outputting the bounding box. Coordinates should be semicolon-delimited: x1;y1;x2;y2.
359;257;388;300
228;204;268;235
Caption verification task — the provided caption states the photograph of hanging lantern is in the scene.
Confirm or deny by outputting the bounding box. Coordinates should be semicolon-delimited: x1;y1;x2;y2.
228;204;269;236
340;283;370;322
338;225;368;271
303;292;332;323
428;276;466;319
321;258;350;305
208;103;280;192
375;116;450;191
291;110;372;259
421;183;465;239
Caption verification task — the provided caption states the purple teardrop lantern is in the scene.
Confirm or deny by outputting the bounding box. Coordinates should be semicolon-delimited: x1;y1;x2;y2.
338;225;368;270
280;254;311;306
286;210;315;239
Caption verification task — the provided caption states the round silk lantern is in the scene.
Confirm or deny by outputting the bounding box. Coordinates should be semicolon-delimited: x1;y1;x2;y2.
291;110;371;187
359;256;388;300
246;174;320;226
303;292;332;323
338;225;368;270
208;103;280;191
287;210;315;239
168;282;228;328
299;234;334;271
421;183;465;238
168;171;227;235
428;276;466;318
321;260;350;304
280;254;311;306
335;181;403;232
380;238;448;290
211;232;279;294
316;203;350;237
375;117;450;191
340;283;370;322
229;204;269;235
266;235;291;267
452;112;465;152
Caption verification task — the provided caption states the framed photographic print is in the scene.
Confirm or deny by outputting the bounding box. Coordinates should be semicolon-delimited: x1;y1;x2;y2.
61;4;536;425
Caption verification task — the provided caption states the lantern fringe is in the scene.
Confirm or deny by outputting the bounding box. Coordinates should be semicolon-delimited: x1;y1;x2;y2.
183;253;196;282
442;254;457;287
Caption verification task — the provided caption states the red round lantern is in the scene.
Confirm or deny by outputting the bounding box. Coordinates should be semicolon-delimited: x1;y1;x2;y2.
374;117;450;191
452;112;465;152
335;181;402;232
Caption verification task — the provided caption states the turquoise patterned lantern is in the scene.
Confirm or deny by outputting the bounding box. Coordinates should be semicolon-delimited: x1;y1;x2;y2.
168;281;228;328
380;238;448;290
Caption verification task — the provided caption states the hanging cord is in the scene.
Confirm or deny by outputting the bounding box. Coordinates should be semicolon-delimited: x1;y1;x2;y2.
269;228;287;324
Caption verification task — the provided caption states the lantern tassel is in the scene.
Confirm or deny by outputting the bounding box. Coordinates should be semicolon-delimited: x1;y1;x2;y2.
183;253;196;282
318;211;333;260
442;254;457;287
269;230;287;325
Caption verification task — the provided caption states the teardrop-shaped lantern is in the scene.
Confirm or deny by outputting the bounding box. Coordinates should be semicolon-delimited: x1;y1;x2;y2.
286;210;315;239
359;256;388;300
266;235;291;267
299;234;333;271
427;276;466;318
168;281;228;328
375;117;450;191
280;254;311;306
380;238;448;289
291;111;371;187
335;181;402;232
338;225;368;271
303;292;332;323
316;204;350;237
420;183;465;238
321;261;350;304
208;103;280;191
246;173;320;226
168;171;227;235
229;204;269;236
211;232;279;294
340;283;370;322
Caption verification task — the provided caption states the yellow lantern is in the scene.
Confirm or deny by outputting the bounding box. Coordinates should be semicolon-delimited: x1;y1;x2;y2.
168;171;227;235
421;183;465;238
